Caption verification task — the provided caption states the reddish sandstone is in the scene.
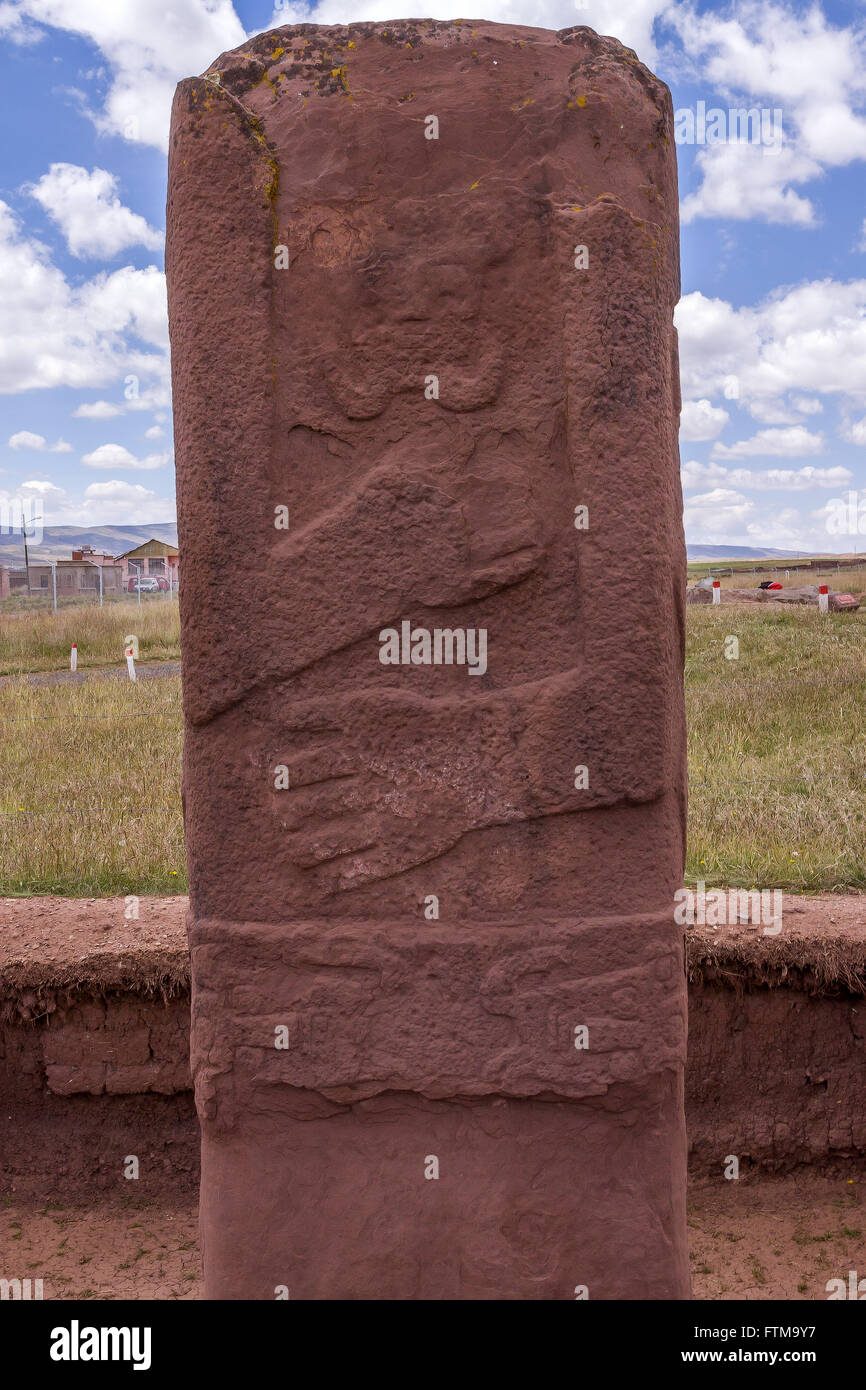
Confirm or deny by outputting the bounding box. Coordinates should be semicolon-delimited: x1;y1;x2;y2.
167;19;688;1299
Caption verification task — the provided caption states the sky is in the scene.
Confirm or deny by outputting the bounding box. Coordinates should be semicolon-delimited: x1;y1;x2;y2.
0;0;865;553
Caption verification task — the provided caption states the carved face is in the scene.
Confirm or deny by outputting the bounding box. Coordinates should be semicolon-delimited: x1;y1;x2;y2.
269;190;567;547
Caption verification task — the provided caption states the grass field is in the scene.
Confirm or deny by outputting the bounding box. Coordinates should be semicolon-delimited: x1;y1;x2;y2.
0;599;180;677
0;596;864;896
0;677;184;897
686;603;866;893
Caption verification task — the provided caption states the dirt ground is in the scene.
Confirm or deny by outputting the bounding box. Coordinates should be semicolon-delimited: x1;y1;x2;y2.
0;1193;200;1300
0;660;180;689
1;1169;863;1300
3;896;866;1299
4;891;865;993
688;1170;865;1300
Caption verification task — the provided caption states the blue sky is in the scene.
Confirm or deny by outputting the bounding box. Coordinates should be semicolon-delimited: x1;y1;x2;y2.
1;0;865;552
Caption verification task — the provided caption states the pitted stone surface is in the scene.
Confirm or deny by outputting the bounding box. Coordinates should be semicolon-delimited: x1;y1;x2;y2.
168;18;689;1299
188;912;687;1121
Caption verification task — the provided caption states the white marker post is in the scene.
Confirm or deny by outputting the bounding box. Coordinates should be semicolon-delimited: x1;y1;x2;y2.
818;584;829;614
70;644;77;672
125;645;137;681
712;580;721;606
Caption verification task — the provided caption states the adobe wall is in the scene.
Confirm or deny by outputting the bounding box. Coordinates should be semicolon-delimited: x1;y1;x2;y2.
2;898;866;1198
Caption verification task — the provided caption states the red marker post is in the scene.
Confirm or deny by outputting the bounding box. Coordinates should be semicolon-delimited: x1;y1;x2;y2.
712;580;721;606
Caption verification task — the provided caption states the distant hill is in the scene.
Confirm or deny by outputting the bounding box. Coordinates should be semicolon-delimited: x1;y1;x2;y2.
0;528;834;568
0;524;178;566
687;544;819;561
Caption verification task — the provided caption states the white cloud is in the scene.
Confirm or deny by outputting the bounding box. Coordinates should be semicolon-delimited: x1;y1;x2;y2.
672;2;866;226
73;400;123;419
3;475;175;525
683;486;755;535
676;280;866;423
744;399;808;426
683;487;831;550
8;430;71;452
144;424;164;439
680;141;820;226
81;443;170;470
80;264;168;353
15;0;246;151
17;478;64;495
0;201;167;395
681;459;852;491
842;417;866;446
712;425;824;459
0;2;40;42
78;479;176;522
679;397;729;441
673;3;866;164
26;163;162;258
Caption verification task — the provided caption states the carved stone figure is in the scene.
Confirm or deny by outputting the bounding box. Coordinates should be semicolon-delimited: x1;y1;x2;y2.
168;19;689;1299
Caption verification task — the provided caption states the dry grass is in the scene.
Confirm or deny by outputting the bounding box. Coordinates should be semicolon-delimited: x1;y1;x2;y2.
0;597;864;896
0;676;184;896
0;599;180;677
685;603;866;891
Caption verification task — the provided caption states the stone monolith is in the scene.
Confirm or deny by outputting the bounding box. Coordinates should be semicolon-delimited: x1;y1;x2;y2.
167;18;689;1300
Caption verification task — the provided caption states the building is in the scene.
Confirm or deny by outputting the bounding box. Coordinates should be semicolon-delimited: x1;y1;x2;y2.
1;538;179;599
19;559;124;595
116;538;180;588
72;545;122;568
